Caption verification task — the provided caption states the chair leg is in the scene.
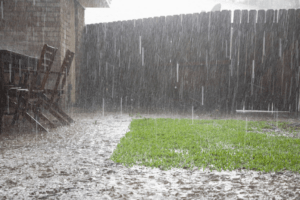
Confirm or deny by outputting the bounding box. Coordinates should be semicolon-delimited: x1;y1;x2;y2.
52;103;74;123
23;111;48;132
10;96;48;132
32;107;56;129
48;107;70;126
11;91;22;125
41;94;73;124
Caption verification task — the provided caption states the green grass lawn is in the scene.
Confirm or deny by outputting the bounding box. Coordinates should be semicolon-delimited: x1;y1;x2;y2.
111;118;300;173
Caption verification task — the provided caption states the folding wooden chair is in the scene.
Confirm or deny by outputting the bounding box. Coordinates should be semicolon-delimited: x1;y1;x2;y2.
10;44;58;131
40;49;75;126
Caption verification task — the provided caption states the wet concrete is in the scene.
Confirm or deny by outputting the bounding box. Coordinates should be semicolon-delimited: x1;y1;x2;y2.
0;112;300;199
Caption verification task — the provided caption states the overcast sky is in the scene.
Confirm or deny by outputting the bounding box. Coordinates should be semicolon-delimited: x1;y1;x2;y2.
85;0;224;24
85;0;298;24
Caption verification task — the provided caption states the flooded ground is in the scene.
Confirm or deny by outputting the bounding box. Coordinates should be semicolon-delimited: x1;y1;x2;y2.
0;111;300;199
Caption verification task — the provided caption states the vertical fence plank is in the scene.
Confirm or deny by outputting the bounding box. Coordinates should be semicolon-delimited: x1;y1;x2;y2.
253;10;265;111
287;9;297;112
230;10;241;113
295;9;300;114
263;10;275;111
236;10;248;111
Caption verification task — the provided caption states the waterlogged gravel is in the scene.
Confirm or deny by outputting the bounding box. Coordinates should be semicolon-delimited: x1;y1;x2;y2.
0;112;300;199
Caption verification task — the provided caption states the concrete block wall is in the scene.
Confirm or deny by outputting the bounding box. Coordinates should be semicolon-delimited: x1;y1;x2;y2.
0;0;90;104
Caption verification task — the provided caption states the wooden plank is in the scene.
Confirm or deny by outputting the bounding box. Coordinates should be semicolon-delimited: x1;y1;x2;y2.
276;8;288;107
295;9;300;114
23;111;48;132
276;9;287;110
9;97;48;132
287;9;297;111
32;108;56;129
229;10;241;113
236;10;248;110
260;10;275;111
252;10;265;110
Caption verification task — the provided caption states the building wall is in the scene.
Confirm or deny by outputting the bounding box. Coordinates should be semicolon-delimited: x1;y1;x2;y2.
0;0;62;69
78;0;110;7
0;0;94;104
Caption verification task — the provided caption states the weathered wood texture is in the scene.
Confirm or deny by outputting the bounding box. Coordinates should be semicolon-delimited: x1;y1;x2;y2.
80;9;300;113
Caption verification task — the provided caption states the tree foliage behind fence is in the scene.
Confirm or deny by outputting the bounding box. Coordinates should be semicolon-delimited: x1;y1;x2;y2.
79;9;300;114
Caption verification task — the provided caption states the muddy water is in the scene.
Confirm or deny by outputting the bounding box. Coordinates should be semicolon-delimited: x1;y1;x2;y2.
0;112;300;199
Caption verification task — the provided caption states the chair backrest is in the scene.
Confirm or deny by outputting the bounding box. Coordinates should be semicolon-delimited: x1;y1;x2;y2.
29;44;57;94
49;49;74;105
0;62;4;111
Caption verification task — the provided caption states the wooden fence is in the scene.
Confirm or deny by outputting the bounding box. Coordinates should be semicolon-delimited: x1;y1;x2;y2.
79;9;300;113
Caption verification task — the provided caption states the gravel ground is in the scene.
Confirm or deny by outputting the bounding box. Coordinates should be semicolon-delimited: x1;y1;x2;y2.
0;111;300;199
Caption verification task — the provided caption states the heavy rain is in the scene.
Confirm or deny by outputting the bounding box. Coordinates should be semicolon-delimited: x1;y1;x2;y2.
1;0;300;199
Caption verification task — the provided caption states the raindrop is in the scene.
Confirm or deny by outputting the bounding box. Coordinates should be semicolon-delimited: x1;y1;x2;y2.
7;92;9;114
99;63;101;76
206;50;209;79
103;98;105;116
86;52;89;69
263;31;265;57
120;98;122;116
245;117;247;146
128;56;131;69
139;36;142;54
279;38;282;57
180;14;183;26
276;108;278;128
19;60;21;77
251;60;255;95
226;40;228;58
105;62;108;77
44;54;46;72
245;117;247;133
9;64;11;82
192;106;194;125
289;77;293;98
155;118;157;141
112;65;114;98
114;38;116;54
118;49;121;67
176;63;179;82
202;86;204;105
142;47;144;66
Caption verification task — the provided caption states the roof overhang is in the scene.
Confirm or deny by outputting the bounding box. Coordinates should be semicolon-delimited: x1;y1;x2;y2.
77;0;111;8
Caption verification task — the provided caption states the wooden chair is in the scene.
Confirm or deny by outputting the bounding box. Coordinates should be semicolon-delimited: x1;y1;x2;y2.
10;44;58;131
40;49;75;126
